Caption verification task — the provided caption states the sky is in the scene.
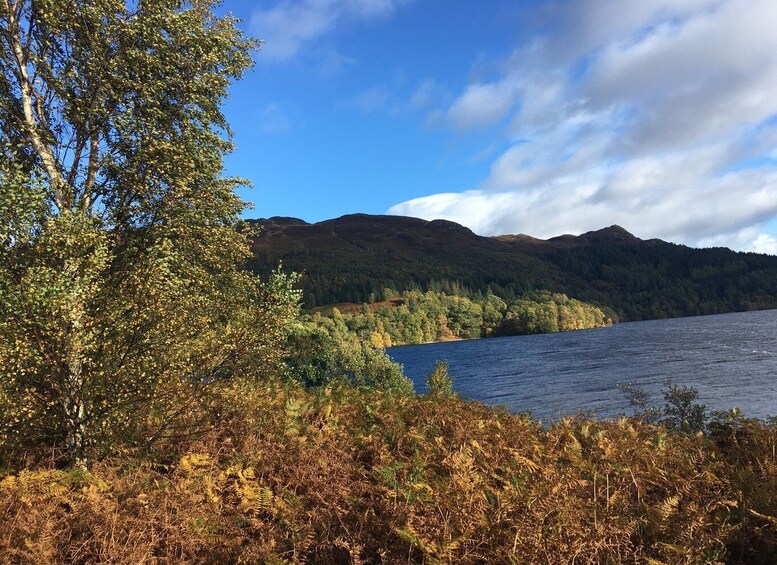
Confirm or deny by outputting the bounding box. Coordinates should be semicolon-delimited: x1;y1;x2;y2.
219;0;777;254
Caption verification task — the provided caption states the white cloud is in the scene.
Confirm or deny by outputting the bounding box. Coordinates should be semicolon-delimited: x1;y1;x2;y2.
251;0;411;61
448;82;518;129
390;0;777;253
752;233;777;255
698;228;777;255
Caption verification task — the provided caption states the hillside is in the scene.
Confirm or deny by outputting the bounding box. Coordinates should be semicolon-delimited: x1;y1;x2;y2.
247;214;777;320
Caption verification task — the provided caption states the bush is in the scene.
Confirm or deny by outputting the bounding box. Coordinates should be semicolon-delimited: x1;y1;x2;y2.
426;360;454;397
284;323;413;394
662;381;707;433
619;381;708;433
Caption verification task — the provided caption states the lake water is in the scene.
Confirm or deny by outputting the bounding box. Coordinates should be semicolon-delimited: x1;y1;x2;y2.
386;309;777;422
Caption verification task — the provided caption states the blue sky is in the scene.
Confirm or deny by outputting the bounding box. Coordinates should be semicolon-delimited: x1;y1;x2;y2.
219;0;777;254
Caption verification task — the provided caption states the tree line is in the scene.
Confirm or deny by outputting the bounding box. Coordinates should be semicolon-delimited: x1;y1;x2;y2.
304;289;615;348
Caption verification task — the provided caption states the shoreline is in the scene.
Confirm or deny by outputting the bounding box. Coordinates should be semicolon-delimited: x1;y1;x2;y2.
385;322;614;350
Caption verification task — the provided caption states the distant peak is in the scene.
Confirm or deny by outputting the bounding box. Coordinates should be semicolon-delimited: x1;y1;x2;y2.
253;216;309;226
318;214;430;229
605;225;633;235
494;233;543;243
428;218;475;236
580;225;639;241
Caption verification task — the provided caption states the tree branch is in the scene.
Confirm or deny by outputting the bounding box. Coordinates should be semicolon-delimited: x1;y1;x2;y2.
5;2;68;210
66;133;86;186
81;133;99;210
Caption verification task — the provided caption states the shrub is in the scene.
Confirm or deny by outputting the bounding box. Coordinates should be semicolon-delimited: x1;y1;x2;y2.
426;360;454;397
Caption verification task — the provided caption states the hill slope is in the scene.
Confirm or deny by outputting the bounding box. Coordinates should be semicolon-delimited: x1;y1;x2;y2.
247;214;777;320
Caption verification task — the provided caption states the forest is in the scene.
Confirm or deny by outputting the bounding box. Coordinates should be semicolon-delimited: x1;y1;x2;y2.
1;1;776;563
306;289;614;348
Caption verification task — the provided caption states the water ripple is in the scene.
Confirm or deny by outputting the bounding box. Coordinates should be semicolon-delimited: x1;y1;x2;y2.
388;309;777;421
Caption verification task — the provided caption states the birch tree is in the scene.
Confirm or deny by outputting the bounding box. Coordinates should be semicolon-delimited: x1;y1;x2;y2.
0;0;298;466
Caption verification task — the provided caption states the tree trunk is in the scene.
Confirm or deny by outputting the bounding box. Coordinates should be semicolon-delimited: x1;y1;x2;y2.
64;356;87;470
63;259;89;469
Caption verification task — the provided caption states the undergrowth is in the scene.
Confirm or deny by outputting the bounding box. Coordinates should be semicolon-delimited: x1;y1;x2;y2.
1;379;776;564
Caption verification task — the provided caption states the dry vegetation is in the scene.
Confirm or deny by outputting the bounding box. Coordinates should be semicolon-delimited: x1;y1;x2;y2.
2;380;776;564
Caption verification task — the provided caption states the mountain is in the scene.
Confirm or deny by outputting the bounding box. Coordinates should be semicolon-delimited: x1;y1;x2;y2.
247;214;777;321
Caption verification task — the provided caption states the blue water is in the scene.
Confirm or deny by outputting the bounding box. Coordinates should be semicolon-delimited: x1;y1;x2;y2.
386;309;777;422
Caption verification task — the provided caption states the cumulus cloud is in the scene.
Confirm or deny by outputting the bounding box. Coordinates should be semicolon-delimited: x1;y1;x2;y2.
389;0;777;254
251;0;411;61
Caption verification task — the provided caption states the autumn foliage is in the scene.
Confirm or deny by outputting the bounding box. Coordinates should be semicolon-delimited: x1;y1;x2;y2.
2;379;776;564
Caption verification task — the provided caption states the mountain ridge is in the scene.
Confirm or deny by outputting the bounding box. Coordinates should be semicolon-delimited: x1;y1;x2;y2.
247;214;777;320
255;215;644;242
